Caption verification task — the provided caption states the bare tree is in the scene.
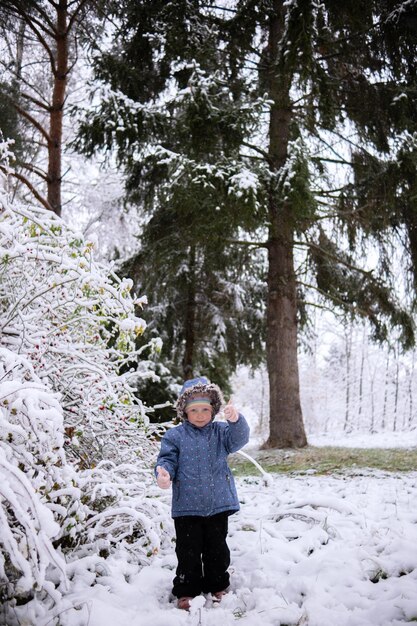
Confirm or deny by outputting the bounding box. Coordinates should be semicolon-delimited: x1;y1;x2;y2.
392;341;400;432
381;350;390;431
343;326;352;432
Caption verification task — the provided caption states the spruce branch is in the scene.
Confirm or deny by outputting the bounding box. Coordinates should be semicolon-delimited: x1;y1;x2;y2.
313;156;353;167
241;141;271;163
225;238;268;249
297;239;374;278
297;279;371;318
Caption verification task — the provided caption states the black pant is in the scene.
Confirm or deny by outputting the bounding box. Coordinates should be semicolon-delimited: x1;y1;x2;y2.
172;512;231;598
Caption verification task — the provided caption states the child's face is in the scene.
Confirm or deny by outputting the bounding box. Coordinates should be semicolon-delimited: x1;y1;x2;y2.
185;402;213;428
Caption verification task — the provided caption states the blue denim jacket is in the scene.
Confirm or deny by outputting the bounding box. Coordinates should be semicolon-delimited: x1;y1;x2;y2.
156;415;250;518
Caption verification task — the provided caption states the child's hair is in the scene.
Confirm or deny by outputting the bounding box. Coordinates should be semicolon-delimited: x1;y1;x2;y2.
176;376;224;421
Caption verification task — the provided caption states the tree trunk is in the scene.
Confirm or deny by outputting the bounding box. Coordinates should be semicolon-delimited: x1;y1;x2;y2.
408;352;414;428
369;368;375;433
343;327;352;432
393;343;400;431
382;351;389;430
182;245;196;380
263;0;307;448
357;325;366;426
265;217;307;447
48;0;69;216
15;19;26;80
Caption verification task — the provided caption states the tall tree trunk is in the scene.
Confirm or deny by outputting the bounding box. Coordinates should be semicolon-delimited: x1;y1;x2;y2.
357;325;366;427
48;0;69;216
263;0;307;448
408;352;414;428
369;368;375;433
182;245;196;380
15;19;26;80
343;327;352;432
265;217;307;447
382;351;389;430
393;342;400;431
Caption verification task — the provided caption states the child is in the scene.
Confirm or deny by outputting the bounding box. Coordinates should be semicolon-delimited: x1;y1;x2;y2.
155;376;250;611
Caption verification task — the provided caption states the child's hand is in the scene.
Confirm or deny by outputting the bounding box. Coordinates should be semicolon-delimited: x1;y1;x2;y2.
224;399;239;423
156;466;171;489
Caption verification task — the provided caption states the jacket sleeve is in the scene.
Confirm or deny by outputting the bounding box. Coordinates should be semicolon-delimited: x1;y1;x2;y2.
155;430;179;480
224;414;250;453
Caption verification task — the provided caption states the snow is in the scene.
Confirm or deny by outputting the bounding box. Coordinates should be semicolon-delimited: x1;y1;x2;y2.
12;466;417;626
309;430;417;449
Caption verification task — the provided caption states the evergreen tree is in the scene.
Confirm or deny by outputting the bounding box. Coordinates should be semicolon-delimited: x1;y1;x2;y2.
76;2;267;391
241;0;417;446
75;0;417;447
122;203;266;390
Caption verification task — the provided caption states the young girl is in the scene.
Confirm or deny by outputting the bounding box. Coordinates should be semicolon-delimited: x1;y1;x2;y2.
155;376;250;610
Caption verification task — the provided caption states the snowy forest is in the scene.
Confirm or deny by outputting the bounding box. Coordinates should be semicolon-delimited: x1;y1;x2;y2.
1;1;417;625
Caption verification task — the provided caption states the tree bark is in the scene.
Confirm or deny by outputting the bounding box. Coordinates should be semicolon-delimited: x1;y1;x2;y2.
15;18;25;81
343;327;352;432
182;245;197;380
47;0;69;217
265;216;307;447
263;0;307;448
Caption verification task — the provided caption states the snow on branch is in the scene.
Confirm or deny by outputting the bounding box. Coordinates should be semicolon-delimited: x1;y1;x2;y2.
0;348;71;606
0;143;169;621
0;160;157;466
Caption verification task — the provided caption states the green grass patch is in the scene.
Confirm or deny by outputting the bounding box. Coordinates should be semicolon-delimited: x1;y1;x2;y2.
229;446;417;476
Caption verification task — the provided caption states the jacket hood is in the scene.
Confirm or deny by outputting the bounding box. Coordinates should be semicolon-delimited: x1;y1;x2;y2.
176;376;224;421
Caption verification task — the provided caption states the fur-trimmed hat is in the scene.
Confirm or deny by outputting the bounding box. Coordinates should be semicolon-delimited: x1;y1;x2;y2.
176;376;224;421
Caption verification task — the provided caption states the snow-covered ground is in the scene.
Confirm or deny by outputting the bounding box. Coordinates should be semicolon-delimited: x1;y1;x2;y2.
236;399;417;450
309;430;417;449
28;468;417;626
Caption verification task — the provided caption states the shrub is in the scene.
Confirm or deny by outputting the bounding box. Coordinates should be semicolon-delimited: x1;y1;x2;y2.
0;142;168;623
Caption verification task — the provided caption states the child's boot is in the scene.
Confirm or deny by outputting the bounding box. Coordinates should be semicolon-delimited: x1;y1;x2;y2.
212;590;227;603
177;596;193;610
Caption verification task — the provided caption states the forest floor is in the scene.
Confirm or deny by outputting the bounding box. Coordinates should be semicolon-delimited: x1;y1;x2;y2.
39;466;417;626
230;445;417;476
12;439;417;626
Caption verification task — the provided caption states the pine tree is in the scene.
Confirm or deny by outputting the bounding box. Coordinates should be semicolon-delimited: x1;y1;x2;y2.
0;0;103;215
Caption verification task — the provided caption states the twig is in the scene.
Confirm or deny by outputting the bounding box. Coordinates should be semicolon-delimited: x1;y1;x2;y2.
236;450;272;485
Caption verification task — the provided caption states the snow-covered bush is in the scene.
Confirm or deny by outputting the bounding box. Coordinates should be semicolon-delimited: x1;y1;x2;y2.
0;146;158;467
0;348;71;605
0;142;168;622
0;345;166;623
76;460;167;560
